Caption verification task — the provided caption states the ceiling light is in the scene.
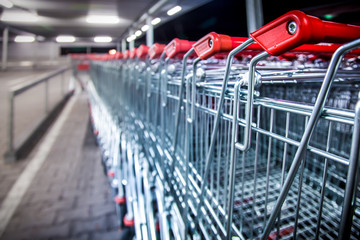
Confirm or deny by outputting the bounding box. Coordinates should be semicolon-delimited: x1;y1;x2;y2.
0;0;13;8
94;36;112;43
1;11;38;22
151;17;161;25
135;30;142;37
126;35;136;42
141;25;149;32
86;15;120;24
109;49;117;55
56;35;76;43
37;36;45;41
14;35;35;43
167;6;182;16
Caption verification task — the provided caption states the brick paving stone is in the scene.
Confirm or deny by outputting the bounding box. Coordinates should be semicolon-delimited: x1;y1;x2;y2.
2;222;70;240
6;209;56;231
106;213;121;230
72;216;107;235
91;204;116;218
91;229;123;240
53;233;89;240
55;206;91;224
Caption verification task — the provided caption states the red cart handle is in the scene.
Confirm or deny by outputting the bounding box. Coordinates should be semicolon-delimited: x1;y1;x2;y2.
193;32;248;60
165;38;196;58
137;44;150;59
193;32;264;60
250;10;360;56
148;43;166;59
115;52;123;59
129;48;137;59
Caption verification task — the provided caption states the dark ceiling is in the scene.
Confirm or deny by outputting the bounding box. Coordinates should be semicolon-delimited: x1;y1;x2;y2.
1;0;359;44
138;0;360;45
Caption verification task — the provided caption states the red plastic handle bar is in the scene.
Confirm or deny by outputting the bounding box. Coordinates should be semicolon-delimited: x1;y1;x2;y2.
164;38;196;58
148;43;166;59
123;50;130;59
129;48;138;59
250;10;360;56
268;226;294;240
137;44;150;59
115;52;123;59
193;32;263;60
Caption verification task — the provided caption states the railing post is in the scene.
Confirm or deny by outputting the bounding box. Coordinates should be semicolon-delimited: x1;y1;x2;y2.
61;72;65;96
45;79;49;114
5;92;16;162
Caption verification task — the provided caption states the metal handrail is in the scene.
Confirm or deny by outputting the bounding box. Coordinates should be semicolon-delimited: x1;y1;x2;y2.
6;66;71;162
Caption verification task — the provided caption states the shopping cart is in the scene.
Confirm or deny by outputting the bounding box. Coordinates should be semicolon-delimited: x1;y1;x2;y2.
84;9;360;240
160;10;360;239
188;10;360;240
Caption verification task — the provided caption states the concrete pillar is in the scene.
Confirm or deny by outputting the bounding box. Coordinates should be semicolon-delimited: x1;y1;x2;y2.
146;17;154;47
121;39;126;52
129;30;134;50
246;0;263;34
116;41;121;52
2;27;9;71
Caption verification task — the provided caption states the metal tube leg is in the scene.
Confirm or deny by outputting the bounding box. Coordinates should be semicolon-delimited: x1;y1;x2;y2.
339;92;360;240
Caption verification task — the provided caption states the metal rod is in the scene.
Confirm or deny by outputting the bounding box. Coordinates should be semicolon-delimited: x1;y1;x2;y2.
45;79;49;114
172;49;194;152
246;0;263;34
339;91;360;239
2;27;8;71
146;17;154;47
7;92;15;161
238;51;270;152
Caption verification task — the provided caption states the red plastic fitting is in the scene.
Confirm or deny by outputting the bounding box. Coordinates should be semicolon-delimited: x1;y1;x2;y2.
148;43;166;59
164;38;196;59
268;226;294;240
193;32;251;60
115;52;123;59
136;45;150;59
107;170;115;178
250;10;360;56
123;215;135;227
114;195;126;204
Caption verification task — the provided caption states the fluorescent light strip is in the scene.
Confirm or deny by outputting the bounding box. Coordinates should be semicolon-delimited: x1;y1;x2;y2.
14;35;35;43
94;36;112;43
126;35;136;42
56;35;76;43
151;17;161;25
167;5;182;16
1;11;38;22
0;0;13;8
86;15;120;24
141;25;149;32
109;49;117;55
135;30;142;37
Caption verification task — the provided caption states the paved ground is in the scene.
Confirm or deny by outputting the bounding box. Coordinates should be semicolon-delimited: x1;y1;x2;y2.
0;70;122;239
